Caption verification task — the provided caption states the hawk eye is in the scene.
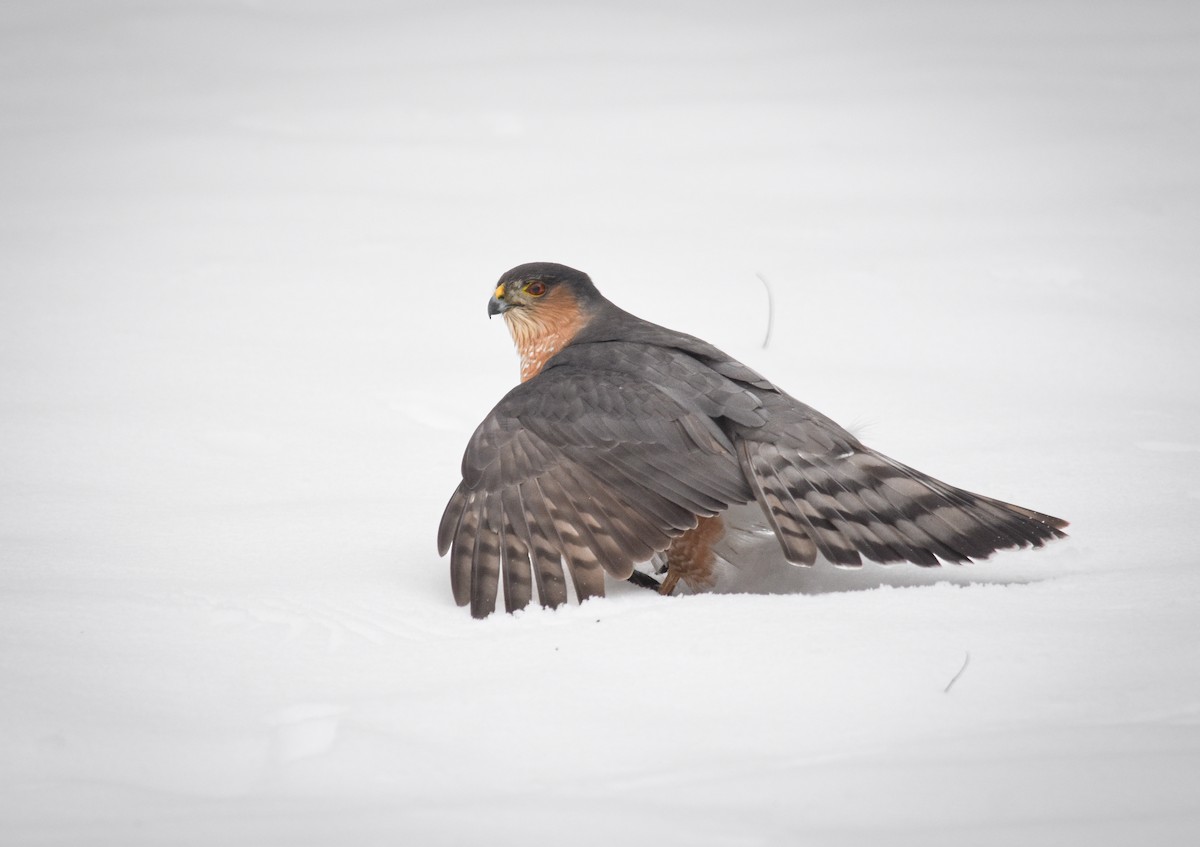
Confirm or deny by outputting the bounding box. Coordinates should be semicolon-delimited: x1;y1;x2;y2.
524;280;547;297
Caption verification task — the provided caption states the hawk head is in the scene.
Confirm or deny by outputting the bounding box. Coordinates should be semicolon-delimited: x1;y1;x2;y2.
487;262;603;382
487;262;599;317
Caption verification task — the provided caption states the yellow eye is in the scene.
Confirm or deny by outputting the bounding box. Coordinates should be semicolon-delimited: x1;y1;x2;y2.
524;281;547;297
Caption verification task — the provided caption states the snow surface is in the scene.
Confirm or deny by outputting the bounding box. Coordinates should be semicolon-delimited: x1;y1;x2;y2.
3;1;1199;845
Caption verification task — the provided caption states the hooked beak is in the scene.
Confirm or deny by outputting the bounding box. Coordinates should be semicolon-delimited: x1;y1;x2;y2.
487;283;510;318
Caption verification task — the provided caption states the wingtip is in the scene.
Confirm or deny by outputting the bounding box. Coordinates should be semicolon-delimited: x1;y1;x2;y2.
470;594;496;619
437;484;469;557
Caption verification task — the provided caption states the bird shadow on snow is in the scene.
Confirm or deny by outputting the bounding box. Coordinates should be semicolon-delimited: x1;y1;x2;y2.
606;545;1062;605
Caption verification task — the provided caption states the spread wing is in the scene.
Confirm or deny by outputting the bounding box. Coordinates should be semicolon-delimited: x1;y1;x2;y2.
733;391;1069;568
437;343;759;618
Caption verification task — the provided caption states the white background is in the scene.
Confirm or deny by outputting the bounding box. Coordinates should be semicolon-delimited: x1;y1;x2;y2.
2;2;1198;844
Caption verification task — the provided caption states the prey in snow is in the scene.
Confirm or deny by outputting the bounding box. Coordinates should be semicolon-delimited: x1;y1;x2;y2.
438;263;1067;618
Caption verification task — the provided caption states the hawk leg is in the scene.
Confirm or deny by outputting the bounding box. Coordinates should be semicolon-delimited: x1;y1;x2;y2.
660;515;725;595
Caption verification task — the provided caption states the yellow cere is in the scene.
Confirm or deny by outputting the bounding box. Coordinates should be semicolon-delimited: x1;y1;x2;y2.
494;283;506;299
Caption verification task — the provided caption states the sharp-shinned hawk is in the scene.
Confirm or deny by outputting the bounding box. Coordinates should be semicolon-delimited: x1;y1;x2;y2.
438;263;1067;618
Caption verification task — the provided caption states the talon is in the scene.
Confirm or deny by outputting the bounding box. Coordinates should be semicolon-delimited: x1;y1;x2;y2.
625;570;662;591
